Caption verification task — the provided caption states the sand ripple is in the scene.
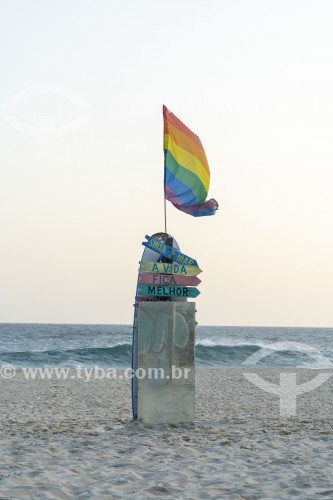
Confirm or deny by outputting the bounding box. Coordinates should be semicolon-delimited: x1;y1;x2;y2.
1;368;332;498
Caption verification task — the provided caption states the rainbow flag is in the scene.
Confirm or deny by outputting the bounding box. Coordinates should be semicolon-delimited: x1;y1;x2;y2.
163;105;218;217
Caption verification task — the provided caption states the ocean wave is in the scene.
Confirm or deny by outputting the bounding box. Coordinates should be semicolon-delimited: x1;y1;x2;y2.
196;343;333;368
0;344;133;368
1;341;332;368
196;338;269;348
195;344;260;366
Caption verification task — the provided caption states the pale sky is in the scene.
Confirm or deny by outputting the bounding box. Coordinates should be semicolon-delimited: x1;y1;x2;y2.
1;0;332;327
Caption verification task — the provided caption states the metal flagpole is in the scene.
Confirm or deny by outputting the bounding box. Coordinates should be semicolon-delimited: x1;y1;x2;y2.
164;197;167;234
163;146;167;235
163;104;168;236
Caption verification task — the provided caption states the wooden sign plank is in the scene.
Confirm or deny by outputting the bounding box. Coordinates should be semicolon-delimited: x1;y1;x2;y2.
143;235;198;266
139;261;202;276
137;284;200;299
138;273;201;287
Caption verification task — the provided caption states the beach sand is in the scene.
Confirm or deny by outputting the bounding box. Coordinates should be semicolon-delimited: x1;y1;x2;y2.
1;368;333;498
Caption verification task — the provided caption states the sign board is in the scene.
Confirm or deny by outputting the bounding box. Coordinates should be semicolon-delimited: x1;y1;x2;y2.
137;284;200;299
143;235;198;266
138;273;201;287
139;261;202;276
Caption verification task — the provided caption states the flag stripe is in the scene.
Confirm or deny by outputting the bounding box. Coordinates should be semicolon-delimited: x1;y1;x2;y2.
174;198;219;217
164;122;209;173
164;139;210;192
164;183;185;206
165;167;203;205
165;152;207;203
163;105;202;148
166;181;218;217
164;133;209;187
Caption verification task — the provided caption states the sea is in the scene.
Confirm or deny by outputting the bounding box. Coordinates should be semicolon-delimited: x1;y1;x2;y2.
0;324;332;369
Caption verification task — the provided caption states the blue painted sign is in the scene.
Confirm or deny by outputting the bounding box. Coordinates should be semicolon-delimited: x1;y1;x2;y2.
137;284;200;299
142;235;198;266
